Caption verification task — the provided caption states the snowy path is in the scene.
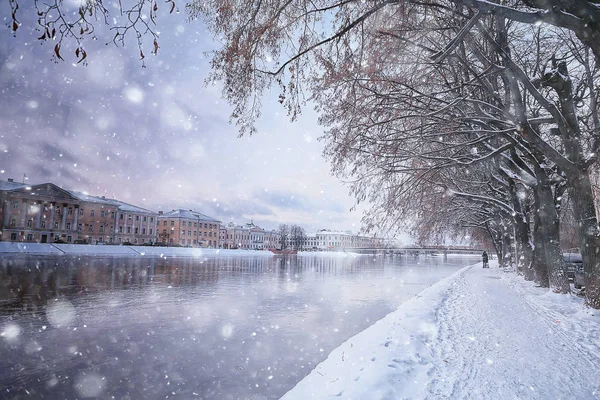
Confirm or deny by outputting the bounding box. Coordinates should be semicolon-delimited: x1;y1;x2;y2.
282;263;600;399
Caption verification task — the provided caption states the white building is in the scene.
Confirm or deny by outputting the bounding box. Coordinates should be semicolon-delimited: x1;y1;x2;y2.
305;229;382;250
221;221;280;250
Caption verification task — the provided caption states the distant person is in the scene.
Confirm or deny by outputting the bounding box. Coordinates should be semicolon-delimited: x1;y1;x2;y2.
482;251;489;268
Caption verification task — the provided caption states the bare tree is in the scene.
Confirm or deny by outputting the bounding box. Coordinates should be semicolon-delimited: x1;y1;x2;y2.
289;224;307;251
277;224;289;250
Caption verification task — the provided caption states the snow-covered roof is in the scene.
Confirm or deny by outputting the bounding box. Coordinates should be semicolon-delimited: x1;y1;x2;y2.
316;230;356;236
67;190;115;205
159;209;220;223
67;190;157;214
0;180;28;191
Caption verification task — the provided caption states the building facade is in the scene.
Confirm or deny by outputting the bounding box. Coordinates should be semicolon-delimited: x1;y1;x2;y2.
0;180;158;245
157;209;221;247
220;222;280;249
304;230;381;250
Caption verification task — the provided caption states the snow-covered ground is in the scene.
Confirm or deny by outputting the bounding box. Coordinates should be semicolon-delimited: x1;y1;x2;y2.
282;261;600;399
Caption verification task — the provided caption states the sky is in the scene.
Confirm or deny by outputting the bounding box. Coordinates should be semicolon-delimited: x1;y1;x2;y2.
0;3;381;236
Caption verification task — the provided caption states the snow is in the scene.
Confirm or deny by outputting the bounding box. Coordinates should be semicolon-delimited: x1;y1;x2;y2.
0;242;64;254
0;242;273;257
282;262;600;399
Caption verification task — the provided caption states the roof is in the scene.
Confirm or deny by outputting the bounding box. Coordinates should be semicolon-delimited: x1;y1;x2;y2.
0;180;28;191
67;190;157;214
158;209;221;223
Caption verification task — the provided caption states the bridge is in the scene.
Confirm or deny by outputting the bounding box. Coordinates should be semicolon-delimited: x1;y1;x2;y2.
345;246;484;256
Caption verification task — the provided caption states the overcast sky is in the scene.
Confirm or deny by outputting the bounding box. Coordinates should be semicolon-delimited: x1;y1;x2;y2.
0;3;379;235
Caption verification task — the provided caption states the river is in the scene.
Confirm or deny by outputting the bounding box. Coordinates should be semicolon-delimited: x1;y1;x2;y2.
0;253;477;399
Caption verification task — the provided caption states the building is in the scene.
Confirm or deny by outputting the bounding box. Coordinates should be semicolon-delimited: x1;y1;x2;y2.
157;209;221;247
304;229;382;250
221;221;280;249
0;179;158;245
68;191;159;245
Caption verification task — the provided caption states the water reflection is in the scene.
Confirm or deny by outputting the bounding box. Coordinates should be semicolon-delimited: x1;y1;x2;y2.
0;254;474;399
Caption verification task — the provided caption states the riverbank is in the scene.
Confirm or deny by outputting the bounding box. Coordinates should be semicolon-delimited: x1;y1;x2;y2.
0;242;367;257
0;242;274;257
282;262;600;399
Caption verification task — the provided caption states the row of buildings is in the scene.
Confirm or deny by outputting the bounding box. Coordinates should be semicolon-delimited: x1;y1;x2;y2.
0;178;381;250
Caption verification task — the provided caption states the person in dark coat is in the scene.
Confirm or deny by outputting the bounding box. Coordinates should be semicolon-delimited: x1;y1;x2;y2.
482;251;489;268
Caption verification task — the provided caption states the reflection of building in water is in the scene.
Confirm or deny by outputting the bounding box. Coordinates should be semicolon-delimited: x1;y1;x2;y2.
0;255;381;318
0;179;158;245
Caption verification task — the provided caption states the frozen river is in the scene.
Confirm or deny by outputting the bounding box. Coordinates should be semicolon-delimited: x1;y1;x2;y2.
0;253;476;399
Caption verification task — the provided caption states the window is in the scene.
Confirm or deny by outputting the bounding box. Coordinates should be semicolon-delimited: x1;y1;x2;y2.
182;230;186;236
54;222;59;229
10;233;17;241
111;212;115;218
101;211;105;218
120;213;124;220
27;220;33;228
194;222;197;227
67;236;72;242
163;221;167;226
100;225;105;232
119;226;123;233
171;221;175;226
78;224;83;231
128;215;132;221
41;221;46;229
135;215;139;221
204;232;207;237
134;228;139;234
89;224;94;232
90;209;95;217
143;228;146;234
204;223;207;228
66;222;71;230
79;208;84;216
12;201;18;209
183;221;187;227
194;231;197;236
68;207;73;215
193;240;197;245
188;230;191;236
162;229;166;234
134;238;138;244
150;217;154;222
209;232;212;237
127;227;131;234
143;216;147;222
26;234;33;241
149;229;153;235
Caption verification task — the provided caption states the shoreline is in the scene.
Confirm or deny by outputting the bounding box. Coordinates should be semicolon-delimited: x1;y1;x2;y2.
0;242;370;257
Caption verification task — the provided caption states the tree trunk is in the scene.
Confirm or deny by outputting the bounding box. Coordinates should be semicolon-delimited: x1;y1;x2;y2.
569;172;600;308
533;167;568;292
501;229;514;269
532;210;550;287
487;223;503;265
